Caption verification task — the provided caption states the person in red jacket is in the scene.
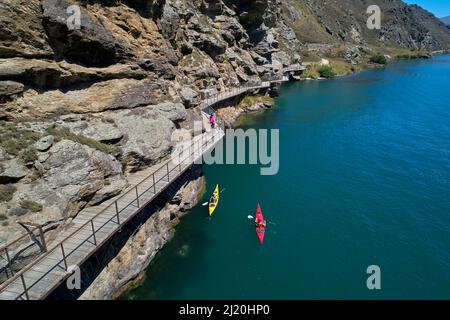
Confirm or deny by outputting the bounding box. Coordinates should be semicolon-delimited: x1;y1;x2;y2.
209;114;216;128
255;218;266;229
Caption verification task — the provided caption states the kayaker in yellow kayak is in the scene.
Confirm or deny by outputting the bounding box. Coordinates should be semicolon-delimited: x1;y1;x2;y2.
208;184;219;216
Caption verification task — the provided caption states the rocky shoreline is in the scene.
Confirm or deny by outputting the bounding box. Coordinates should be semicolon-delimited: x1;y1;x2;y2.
80;96;269;300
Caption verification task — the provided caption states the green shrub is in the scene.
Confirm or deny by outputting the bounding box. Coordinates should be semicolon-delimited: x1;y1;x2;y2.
369;55;388;65
238;95;274;109
0;184;16;202
300;66;319;79
2;221;9;226
0;214;7;221
0;122;41;156
317;66;336;79
47;126;121;155
20;200;43;212
21;147;38;163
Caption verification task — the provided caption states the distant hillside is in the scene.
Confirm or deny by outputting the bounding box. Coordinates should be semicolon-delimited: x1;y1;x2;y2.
441;16;450;26
282;0;450;51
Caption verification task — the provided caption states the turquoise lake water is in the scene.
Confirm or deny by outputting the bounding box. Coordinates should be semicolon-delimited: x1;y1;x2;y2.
123;55;450;299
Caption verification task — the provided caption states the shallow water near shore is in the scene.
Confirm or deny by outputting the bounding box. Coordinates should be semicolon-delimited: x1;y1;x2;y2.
123;55;450;299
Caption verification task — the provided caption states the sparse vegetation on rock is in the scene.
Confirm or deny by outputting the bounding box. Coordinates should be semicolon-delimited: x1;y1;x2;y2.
20;147;38;163
19;200;43;212
0;184;16;202
0;122;41;156
47;126;121;155
238;95;274;109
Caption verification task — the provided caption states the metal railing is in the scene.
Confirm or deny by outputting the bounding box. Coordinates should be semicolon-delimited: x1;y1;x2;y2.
283;64;306;73
0;64;301;299
200;81;271;109
199;68;305;109
0;226;47;282
0;124;225;300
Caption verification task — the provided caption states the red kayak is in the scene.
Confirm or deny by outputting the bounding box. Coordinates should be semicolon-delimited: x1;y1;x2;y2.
255;203;266;244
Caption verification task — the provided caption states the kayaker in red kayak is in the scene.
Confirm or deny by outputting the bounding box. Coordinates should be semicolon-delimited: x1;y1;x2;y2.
255;218;266;229
255;203;266;244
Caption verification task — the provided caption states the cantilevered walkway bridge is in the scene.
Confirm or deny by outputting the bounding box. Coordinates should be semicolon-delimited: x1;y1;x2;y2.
0;65;302;300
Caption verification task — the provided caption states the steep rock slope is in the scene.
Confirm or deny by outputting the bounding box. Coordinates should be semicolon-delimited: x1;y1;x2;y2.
441;16;450;26
283;0;450;51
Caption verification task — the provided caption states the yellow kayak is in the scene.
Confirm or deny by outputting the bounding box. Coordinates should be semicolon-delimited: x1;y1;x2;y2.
208;184;219;216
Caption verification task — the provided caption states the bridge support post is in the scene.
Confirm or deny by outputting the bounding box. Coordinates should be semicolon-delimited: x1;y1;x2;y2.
90;220;97;246
20;274;29;300
4;248;13;277
115;201;120;224
60;243;68;271
38;226;47;253
166;163;170;181
135;186;140;208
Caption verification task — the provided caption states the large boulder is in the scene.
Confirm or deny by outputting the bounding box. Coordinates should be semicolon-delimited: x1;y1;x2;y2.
213;15;248;43
0;0;53;58
55;117;123;144
41;0;130;66
33;135;54;152
105;104;186;171
12;77;172;117
184;14;228;59
0;159;28;183
179;87;199;107
41;0;179;70
0;80;24;103
189;31;228;59
0;58;66;88
0;58;147;89
224;0;269;29
155;102;187;122
178;49;221;90
14;140;127;220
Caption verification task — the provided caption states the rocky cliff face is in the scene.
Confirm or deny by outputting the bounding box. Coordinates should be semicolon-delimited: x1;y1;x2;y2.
0;0;298;243
1;0;450;297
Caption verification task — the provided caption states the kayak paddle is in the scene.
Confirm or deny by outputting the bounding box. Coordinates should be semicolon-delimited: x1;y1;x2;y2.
202;188;225;206
248;215;276;225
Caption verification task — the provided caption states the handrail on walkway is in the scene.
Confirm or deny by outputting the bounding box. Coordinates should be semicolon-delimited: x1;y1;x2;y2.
0;64;302;299
0;126;224;300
